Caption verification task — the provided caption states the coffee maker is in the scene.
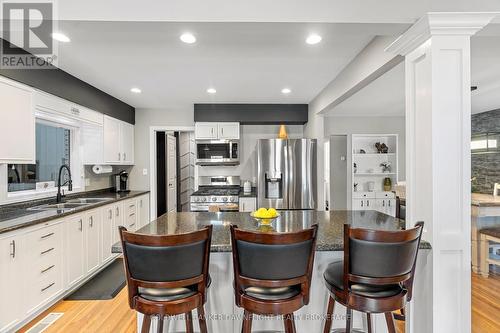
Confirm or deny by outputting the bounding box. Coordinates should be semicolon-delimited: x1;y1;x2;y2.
113;170;130;193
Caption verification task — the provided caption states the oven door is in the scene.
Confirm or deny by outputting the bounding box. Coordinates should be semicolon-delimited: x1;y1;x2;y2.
196;141;239;165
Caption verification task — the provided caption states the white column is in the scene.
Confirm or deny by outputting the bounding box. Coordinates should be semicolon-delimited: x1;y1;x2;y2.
387;13;497;333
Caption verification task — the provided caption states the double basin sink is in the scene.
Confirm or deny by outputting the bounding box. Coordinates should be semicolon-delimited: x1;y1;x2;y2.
27;197;114;213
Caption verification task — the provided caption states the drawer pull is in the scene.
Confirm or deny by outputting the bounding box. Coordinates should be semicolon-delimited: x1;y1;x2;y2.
41;247;55;255
129;204;135;208
41;282;55;292
79;219;83;231
129;223;135;227
116;207;120;217
129;213;135;217
41;264;55;274
10;240;15;258
89;216;94;227
40;232;55;239
109;209;113;219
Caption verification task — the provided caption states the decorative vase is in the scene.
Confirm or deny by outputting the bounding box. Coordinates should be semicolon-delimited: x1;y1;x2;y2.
383;177;392;191
278;125;288;139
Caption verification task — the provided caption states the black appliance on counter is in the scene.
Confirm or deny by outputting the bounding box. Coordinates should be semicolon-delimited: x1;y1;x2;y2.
113;170;130;193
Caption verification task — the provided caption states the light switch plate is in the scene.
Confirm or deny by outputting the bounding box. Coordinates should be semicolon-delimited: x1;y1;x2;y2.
142;168;148;175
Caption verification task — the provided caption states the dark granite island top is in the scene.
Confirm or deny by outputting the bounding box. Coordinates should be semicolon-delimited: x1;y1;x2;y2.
112;210;431;253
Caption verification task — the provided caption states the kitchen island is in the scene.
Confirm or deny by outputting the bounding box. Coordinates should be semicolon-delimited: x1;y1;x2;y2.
113;210;431;333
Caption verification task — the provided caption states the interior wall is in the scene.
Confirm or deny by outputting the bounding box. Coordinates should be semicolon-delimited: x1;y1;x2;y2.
324;115;406;181
197;125;304;184
129;106;194;191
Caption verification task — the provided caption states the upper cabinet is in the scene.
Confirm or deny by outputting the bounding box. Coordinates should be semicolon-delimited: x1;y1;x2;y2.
195;122;239;140
103;115;134;165
0;77;35;164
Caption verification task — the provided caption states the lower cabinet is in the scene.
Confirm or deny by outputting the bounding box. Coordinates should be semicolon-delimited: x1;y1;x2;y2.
0;195;150;331
85;210;101;274
352;192;396;216
66;215;85;288
239;197;257;212
0;234;24;332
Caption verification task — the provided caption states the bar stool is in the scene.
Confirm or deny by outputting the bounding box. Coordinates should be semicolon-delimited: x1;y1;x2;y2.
230;224;318;333
119;225;212;333
323;222;424;333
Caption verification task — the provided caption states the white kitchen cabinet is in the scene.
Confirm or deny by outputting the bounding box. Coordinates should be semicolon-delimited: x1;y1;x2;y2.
103;115;122;164
65;215;85;288
85;210;101;274
124;200;138;231
113;203;125;243
352;192;396;216
137;194;150;229
0;77;35;164
239;197;257;212
218;122;240;140
0;234;24;332
24;222;64;315
101;205;115;264
121;122;135;164
104;115;135;165
81;123;104;164
195;122;218;140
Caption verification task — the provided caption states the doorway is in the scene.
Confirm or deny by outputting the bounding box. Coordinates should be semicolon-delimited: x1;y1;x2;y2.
152;128;195;217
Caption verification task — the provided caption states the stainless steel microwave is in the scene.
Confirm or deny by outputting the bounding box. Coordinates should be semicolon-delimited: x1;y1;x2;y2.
196;140;239;166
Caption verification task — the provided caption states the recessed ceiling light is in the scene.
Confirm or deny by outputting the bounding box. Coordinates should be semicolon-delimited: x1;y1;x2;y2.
306;34;322;45
51;32;70;43
207;88;217;94
180;33;196;44
281;88;291;94
130;87;142;94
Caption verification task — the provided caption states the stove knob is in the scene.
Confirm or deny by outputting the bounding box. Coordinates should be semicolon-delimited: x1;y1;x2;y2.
212;197;217;202
230;197;236;202
223;197;228;202
202;197;207;202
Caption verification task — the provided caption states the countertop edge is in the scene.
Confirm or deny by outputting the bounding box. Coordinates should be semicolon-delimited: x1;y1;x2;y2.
0;191;150;235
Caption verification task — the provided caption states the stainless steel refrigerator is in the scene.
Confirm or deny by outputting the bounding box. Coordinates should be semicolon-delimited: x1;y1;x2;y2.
257;139;317;210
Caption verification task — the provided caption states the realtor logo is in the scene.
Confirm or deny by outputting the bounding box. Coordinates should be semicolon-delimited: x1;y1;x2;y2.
1;1;58;68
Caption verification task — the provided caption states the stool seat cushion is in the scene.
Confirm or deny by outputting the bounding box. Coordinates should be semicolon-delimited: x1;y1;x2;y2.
138;287;196;302
324;261;403;298
244;286;300;301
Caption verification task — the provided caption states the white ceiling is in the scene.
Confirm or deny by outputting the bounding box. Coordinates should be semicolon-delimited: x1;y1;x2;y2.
55;21;410;108
326;34;500;116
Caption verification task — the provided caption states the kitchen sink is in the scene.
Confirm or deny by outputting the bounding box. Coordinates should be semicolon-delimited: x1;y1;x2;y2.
28;202;90;212
67;197;113;204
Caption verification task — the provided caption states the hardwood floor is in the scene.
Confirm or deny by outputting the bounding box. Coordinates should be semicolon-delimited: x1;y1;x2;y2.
19;272;500;333
472;270;500;333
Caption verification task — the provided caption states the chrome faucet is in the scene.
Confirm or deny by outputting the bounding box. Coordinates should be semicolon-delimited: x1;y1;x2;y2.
56;164;73;203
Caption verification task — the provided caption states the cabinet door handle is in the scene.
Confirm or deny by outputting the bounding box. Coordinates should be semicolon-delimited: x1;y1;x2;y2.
367;200;369;207
221;127;224;136
109;209;112;219
40;232;54;239
382;200;385;207
124;153;126;161
116;207;119;217
10;240;15;258
79;219;83;231
361;201;363;207
388;200;391;207
41;247;55;255
41;264;55;274
118;153;121;161
140;200;143;208
41;282;55;292
89;216;93;227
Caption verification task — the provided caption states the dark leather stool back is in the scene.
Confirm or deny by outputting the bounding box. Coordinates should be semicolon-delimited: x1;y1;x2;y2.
119;225;212;307
344;222;424;297
230;224;318;305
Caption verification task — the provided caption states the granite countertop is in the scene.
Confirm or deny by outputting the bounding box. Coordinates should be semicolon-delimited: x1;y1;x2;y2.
471;193;500;207
0;190;149;234
239;187;257;198
112;210;431;253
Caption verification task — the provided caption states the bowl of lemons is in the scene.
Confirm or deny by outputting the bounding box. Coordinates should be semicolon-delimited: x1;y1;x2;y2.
250;207;280;224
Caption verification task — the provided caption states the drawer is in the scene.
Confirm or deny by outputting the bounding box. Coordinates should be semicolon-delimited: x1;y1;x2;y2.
353;192;376;199
125;201;137;215
25;224;62;253
376;191;395;199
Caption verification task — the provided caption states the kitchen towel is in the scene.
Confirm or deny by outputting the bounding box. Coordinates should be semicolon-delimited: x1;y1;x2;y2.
92;165;113;174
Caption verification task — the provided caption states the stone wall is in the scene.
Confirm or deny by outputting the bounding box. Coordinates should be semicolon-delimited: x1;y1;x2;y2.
472;109;500;194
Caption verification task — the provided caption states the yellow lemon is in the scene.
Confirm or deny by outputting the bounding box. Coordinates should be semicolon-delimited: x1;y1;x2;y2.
268;208;278;217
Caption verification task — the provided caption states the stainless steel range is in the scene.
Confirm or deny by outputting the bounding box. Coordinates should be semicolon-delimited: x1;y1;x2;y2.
190;176;240;212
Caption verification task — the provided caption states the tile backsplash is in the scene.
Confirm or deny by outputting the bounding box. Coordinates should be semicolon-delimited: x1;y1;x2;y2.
472;109;500;194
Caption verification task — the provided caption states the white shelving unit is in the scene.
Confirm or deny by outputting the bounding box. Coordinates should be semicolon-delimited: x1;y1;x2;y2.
350;134;398;216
